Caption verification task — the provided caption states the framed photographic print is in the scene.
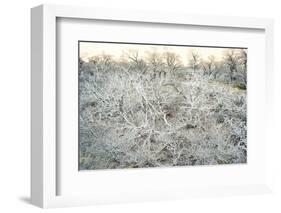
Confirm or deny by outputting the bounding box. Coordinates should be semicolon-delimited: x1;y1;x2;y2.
31;4;274;208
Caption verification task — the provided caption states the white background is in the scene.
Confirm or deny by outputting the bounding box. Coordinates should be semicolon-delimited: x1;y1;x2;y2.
0;0;280;212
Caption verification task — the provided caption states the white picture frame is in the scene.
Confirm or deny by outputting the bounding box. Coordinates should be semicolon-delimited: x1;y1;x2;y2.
31;4;274;208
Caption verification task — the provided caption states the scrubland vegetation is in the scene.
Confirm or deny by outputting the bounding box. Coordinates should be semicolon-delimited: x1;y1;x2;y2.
79;46;247;170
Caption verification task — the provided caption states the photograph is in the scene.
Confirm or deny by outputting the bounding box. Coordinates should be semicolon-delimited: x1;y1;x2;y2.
78;41;247;170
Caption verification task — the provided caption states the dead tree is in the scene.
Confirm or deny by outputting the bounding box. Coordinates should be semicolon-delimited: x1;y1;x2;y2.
202;55;216;76
126;49;147;75
189;50;201;74
224;50;238;82
146;51;164;79
237;49;247;84
127;49;140;64
163;51;182;78
88;54;113;73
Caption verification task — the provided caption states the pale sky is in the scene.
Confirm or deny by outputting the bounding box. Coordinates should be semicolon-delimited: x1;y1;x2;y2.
79;42;244;65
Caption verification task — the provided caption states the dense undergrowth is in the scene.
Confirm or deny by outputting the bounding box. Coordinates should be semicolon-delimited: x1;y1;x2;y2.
79;49;247;170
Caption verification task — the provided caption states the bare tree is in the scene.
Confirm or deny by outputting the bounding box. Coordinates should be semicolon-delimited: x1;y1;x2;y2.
88;55;100;65
163;51;182;77
127;49;140;64
202;55;216;76
101;54;113;66
146;51;164;79
88;54;113;73
238;49;247;69
189;50;201;74
224;50;238;82
213;60;224;79
237;49;247;84
88;54;113;65
125;49;147;74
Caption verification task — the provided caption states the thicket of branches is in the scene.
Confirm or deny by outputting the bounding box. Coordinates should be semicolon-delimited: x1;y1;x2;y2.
79;48;247;170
